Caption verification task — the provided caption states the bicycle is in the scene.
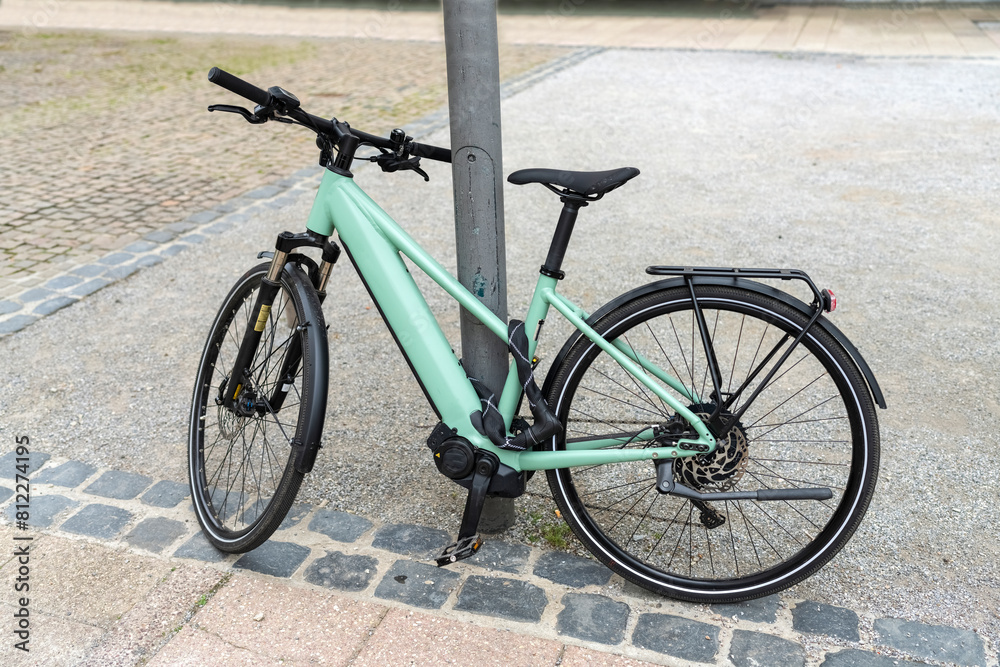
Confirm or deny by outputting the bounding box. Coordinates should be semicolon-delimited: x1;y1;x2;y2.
188;66;886;603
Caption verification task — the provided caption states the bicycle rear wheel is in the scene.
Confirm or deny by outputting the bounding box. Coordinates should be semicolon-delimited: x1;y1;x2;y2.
543;284;879;602
188;261;327;553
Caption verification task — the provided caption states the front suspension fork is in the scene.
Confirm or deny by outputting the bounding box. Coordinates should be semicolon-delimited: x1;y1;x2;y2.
223;230;339;411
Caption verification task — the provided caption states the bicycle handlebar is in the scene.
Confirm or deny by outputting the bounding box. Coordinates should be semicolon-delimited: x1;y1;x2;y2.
208;67;272;107
207;67;452;164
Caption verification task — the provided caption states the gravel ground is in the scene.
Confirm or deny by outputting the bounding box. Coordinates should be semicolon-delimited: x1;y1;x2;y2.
2;49;998;652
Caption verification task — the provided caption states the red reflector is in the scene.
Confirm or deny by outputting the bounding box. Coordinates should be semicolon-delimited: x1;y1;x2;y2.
823;289;837;312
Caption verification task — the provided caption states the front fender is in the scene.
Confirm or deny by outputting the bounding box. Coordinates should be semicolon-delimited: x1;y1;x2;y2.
541;277;886;409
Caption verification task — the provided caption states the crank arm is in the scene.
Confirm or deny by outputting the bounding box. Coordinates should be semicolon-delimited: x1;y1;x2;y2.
656;463;832;501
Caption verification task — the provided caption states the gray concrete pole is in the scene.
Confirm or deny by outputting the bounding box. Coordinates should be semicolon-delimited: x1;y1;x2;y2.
442;0;514;532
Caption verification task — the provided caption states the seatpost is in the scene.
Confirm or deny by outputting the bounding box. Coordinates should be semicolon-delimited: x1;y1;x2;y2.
540;197;587;279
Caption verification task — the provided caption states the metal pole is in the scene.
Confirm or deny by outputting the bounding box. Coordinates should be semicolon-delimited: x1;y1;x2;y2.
442;0;514;532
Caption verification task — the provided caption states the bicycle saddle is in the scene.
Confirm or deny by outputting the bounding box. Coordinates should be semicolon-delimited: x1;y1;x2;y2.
507;167;640;199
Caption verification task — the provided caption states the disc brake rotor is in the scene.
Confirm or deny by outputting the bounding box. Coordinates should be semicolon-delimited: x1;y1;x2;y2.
673;408;748;492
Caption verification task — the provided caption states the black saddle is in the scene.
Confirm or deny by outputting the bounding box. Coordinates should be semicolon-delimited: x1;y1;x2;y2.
508;167;640;199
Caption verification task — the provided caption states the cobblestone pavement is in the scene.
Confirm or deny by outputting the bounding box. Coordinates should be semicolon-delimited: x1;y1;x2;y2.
3;452;994;666
0;28;567;301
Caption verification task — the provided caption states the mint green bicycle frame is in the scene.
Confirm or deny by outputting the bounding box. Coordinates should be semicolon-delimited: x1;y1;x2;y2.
307;170;716;472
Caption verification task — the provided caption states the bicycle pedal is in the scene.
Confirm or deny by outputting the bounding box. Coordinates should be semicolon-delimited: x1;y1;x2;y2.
435;534;482;567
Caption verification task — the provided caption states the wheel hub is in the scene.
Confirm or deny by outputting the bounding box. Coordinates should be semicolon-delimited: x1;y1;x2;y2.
215;377;255;440
673;405;748;492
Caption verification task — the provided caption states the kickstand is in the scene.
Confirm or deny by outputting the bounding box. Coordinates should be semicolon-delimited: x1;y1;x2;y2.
435;451;498;566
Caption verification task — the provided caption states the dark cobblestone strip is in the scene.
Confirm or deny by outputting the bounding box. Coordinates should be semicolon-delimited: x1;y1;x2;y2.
632;613;720;663
374;559;461;610
792;601;860;642
1;454;995;667
556;592;630;645
454;574;548;623
0;172;321;336
873;617;988;667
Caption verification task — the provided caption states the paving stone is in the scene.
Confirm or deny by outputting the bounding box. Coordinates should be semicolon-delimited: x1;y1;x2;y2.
308;508;373;543
140;480;189;508
632;613;720;663
374;559;461;610
233;540;310;578
60;503;133;539
203;221;233;234
240;500;312;529
97;252;134;265
135;254;164;268
712;595;781;624
556;593;630;645
143;230;176;243
172;532;227;563
303;550;379;592
0;314;38;334
212;201;240;213
18;287;54;302
70;277;113;297
454;575;548;623
185;210;220;225
821;648;925;667
179;233;206;245
70;264;105;278
0;300;22;315
84;470;153;500
292;166;324;180
34;295;77;316
265;194;299;209
122;240;159;253
0;486;11;503
166;221;197;233
874;617;986;666
245;185;283;199
4;493;77;528
729;629;805;667
371;523;450;557
124;516;187;553
204;487;249;517
468;540;531;573
161;244;187;257
793;601;860;642
104;263;139;280
42;274;83;290
532;550;612;588
34;460;96;487
0;449;50;476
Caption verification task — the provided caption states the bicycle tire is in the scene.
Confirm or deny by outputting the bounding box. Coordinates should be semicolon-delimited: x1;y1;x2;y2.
188;261;327;553
543;284;879;602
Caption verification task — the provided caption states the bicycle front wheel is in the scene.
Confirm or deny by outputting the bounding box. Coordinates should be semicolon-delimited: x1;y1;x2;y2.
188;261;327;553
544;284;879;602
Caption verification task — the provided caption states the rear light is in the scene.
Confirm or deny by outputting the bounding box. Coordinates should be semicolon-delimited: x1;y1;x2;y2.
822;289;837;313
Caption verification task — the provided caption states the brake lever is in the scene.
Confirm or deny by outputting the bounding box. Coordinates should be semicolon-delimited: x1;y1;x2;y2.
372;151;429;181
207;104;269;125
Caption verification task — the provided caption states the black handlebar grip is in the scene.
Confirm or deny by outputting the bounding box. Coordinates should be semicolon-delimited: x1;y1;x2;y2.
208;67;272;107
410;142;452;164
